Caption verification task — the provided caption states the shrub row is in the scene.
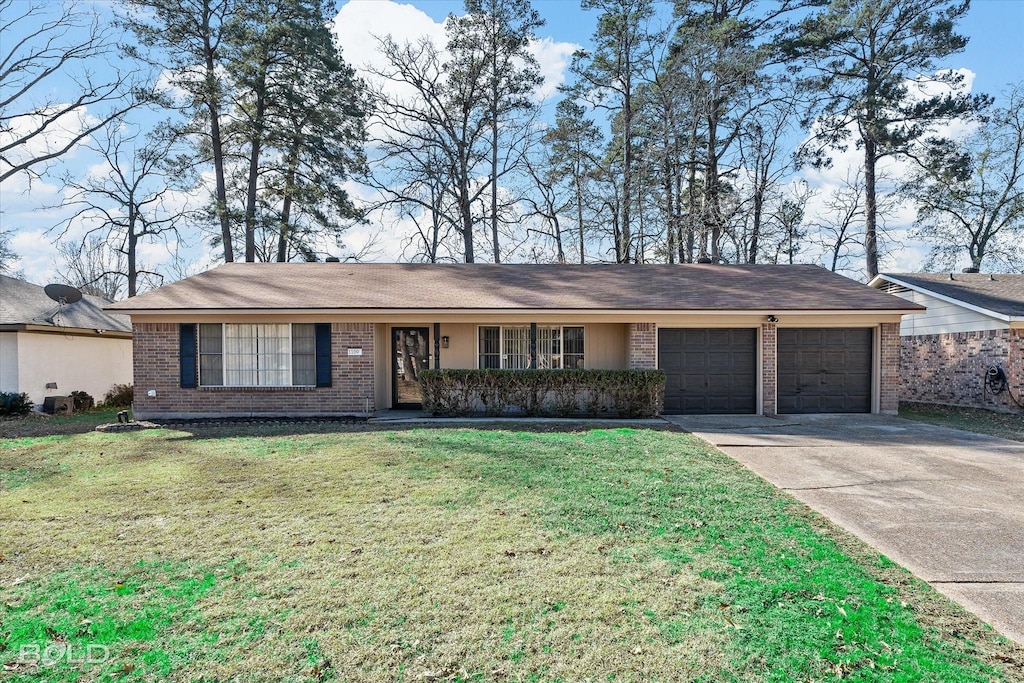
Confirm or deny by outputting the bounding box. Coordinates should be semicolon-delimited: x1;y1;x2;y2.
419;369;665;418
0;392;32;417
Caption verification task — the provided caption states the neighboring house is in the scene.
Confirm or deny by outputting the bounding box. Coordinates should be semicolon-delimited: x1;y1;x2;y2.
0;275;133;407
107;263;922;419
869;272;1024;413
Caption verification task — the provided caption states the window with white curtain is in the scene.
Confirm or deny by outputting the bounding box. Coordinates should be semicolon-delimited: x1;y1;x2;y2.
198;323;314;387
478;326;585;370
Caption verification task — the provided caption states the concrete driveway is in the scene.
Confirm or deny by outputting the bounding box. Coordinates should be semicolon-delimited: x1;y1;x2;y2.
664;413;1024;644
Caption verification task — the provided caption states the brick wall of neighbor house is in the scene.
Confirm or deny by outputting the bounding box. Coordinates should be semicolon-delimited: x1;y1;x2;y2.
761;322;777;416
900;328;1023;414
879;322;901;414
131;322;375;418
628;323;657;369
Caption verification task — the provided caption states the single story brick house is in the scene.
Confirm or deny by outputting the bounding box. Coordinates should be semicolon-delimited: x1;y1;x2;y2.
107;263;922;419
869;272;1024;413
1;275;133;408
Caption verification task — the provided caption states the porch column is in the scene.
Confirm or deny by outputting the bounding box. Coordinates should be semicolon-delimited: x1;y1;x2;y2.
433;322;440;369
529;323;537;369
761;322;777;416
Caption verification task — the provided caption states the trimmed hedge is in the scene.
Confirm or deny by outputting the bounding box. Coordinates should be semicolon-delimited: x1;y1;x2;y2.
419;369;665;418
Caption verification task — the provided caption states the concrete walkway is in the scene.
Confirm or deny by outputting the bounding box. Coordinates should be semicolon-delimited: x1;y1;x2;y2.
664;413;1024;644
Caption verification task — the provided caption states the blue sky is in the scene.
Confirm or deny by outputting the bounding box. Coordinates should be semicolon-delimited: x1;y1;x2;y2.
2;0;1022;286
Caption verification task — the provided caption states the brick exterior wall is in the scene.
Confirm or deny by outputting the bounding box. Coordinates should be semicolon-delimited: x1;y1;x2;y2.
900;328;1023;414
628;323;657;369
132;322;375;418
879;322;901;414
761;323;777;416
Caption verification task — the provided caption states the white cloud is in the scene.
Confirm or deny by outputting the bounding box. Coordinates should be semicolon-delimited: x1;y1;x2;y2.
528;36;579;102
333;1;578;105
333;1;447;74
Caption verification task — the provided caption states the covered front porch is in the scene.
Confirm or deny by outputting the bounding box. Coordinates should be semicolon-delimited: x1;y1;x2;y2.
373;321;632;411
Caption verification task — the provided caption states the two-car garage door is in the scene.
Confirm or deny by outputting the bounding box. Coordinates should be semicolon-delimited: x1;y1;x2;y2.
658;327;873;415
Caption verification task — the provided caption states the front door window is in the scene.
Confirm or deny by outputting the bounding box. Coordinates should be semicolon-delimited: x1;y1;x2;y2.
393;327;429;407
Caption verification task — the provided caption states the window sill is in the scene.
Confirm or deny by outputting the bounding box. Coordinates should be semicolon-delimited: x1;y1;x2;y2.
198;385;319;392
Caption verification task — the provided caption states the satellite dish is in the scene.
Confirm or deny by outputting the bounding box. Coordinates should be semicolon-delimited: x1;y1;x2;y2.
44;283;83;305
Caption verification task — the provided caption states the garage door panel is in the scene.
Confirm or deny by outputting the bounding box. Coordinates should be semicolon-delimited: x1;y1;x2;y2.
778;328;872;414
659;328;757;415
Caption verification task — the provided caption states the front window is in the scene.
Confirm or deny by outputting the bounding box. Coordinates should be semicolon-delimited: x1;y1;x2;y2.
478;326;585;369
199;323;316;387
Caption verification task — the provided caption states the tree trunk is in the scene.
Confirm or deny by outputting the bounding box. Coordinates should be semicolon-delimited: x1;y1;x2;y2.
749;190;762;264
276;139;301;263
621;82;633;263
490;46;501;264
863;136;879;277
575;171;586;264
127;209;138;298
203;1;232;263
243;64;268;263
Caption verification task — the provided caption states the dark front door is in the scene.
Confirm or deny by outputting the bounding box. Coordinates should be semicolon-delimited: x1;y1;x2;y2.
658;328;757;415
392;327;430;408
777;328;872;414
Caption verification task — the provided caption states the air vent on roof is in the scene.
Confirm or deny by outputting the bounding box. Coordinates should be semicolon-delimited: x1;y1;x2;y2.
325;256;340;262
880;283;910;295
697;257;713;264
962;266;980;273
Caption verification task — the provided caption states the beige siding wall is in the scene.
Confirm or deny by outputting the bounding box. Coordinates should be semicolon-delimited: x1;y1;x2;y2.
374;323;388;410
13;331;133;406
895;289;1006;335
431;322;628;371
0;332;18;394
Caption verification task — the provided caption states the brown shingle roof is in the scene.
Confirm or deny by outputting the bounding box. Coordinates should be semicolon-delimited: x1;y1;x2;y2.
877;273;1024;318
108;263;920;313
112;264;921;313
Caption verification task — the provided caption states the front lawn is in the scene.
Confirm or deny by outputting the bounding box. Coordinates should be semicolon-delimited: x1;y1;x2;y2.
1;426;1021;681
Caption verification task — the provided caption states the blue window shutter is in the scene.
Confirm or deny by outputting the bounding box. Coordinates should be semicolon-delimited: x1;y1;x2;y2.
180;324;197;388
315;323;332;387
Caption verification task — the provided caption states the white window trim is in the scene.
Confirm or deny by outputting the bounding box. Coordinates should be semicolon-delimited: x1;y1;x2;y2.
475;325;586;370
199;323;316;388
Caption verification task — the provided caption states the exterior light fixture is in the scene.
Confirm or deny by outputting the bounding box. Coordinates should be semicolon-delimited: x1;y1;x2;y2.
767;315;778;323
441;336;450;348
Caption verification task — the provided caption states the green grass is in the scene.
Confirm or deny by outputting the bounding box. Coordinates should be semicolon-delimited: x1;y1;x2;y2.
0;409;121;439
900;402;1024;443
1;426;1021;681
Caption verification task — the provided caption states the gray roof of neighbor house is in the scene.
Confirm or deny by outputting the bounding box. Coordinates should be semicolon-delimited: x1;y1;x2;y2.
874;273;1024;318
0;275;132;332
107;263;921;313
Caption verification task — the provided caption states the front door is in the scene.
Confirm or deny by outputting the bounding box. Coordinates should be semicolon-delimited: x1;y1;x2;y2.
392;327;430;408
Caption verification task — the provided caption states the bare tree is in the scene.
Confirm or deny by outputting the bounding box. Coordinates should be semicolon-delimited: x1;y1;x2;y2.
51;123;191;297
906;83;1024;272
0;227;20;275
0;0;145;184
367;35;491;262
56;237;132;300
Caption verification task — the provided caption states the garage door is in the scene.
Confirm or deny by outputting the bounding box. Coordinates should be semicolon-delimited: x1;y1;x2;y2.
658;328;757;415
777;328;872;414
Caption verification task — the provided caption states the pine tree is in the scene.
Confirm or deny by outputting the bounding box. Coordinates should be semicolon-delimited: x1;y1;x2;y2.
786;0;987;277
